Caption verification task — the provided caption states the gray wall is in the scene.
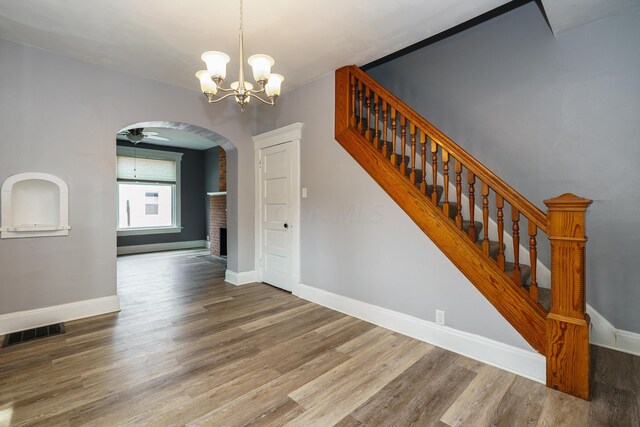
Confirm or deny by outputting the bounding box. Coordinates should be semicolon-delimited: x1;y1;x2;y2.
0;38;257;315
204;146;220;240
257;74;532;351
116;141;206;247
367;3;640;332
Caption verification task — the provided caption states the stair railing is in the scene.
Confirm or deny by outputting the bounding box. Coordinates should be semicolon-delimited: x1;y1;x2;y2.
335;65;591;399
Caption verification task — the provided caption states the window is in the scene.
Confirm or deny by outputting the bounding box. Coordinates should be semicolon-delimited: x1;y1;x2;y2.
116;146;183;236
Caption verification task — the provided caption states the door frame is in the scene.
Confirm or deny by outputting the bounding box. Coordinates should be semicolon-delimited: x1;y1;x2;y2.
253;123;303;292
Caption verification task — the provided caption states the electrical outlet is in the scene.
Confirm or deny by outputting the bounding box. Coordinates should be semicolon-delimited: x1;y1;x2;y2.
435;309;445;326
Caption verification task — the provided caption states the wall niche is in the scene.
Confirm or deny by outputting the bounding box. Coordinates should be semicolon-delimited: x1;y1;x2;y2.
1;172;70;239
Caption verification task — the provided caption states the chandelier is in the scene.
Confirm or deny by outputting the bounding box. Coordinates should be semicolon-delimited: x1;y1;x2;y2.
195;0;284;112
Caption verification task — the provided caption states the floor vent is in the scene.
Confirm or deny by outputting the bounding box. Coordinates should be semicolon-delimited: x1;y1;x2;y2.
2;323;65;347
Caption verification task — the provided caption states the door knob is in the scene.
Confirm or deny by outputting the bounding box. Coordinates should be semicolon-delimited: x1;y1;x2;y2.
284;223;289;229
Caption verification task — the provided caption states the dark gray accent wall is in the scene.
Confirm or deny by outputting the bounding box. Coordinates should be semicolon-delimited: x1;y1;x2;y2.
204;146;220;239
116;141;206;246
368;3;640;332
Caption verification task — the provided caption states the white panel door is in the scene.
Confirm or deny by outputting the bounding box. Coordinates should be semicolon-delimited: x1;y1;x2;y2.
259;142;292;291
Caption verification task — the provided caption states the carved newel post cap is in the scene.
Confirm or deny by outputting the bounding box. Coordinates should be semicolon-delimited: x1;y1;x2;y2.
544;193;592;210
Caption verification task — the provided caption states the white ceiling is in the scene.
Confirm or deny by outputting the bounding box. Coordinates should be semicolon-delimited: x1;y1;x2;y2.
117;127;219;150
540;0;639;35
0;0;510;92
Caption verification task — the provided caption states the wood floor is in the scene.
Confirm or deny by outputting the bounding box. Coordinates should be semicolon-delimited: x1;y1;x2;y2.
1;250;638;426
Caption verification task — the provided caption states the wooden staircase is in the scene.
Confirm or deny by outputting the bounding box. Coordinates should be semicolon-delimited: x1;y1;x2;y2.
335;66;592;400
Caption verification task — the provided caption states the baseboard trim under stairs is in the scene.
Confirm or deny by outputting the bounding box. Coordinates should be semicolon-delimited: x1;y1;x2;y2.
588;305;640;357
294;282;640;382
295;283;546;384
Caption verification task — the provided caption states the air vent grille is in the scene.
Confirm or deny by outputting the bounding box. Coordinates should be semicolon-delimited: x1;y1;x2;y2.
2;323;65;347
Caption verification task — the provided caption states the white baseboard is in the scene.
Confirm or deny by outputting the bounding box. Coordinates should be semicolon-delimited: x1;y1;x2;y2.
0;295;120;336
117;240;207;255
295;283;546;384
587;304;640;356
225;270;257;286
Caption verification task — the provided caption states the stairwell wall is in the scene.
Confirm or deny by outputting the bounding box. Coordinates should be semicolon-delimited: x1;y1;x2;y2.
367;2;640;333
257;74;533;351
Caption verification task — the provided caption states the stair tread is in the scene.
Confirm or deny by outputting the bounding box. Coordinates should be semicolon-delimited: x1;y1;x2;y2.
503;260;550;309
462;220;483;231
504;262;532;281
404;168;423;184
537;287;551;311
476;239;503;259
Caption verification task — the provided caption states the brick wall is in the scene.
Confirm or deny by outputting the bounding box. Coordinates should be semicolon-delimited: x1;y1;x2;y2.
219;149;227;192
209;195;227;257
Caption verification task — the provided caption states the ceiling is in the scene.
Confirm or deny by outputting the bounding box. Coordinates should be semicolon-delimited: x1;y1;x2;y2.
117;127;219;150
0;0;511;92
540;0;639;35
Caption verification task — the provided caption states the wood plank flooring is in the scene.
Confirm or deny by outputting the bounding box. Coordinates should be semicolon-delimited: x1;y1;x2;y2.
0;249;638;426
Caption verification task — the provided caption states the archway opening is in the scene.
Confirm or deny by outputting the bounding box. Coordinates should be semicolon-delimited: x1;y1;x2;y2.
113;121;239;297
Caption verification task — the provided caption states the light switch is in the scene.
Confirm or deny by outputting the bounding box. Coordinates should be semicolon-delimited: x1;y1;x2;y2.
302;187;308;198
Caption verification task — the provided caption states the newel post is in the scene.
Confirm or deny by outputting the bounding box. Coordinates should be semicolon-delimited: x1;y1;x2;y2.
334;66;352;137
544;193;592;400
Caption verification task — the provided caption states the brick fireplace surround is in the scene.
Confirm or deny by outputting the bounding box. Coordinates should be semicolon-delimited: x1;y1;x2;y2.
209;194;226;257
209;149;227;257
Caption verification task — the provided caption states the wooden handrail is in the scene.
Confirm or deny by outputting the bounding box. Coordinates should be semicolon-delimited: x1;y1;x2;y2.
346;66;548;233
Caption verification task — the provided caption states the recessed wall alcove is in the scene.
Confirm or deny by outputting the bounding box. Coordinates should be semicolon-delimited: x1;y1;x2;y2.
1;172;70;239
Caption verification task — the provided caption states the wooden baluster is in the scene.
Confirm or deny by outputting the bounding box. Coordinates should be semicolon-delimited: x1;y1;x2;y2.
400;116;407;175
528;221;538;301
455;160;463;229
357;80;364;133
431;140;439;205
467;171;476;241
512;207;521;286
390;108;397;167
381;100;388;158
496;194;505;270
544;194;592;400
364;87;372;140
373;93;380;148
442;150;450;217
409;123;416;184
420;132;427;194
482;183;490;255
349;74;356;128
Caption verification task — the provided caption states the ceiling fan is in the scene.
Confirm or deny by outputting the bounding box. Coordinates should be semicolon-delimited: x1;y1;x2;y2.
118;128;171;144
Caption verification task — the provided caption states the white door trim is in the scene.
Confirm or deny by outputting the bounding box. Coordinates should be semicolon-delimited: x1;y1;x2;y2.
253;123;303;293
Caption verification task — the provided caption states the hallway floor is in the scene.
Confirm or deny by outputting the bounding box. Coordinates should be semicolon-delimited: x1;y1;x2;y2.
0;250;638;426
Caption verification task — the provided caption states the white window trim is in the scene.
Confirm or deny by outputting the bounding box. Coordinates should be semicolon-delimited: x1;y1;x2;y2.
116;146;183;237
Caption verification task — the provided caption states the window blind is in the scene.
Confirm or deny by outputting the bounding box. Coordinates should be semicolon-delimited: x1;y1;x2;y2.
117;156;177;183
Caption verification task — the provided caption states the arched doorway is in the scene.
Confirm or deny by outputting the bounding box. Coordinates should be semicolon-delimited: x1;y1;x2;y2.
114;121;239;289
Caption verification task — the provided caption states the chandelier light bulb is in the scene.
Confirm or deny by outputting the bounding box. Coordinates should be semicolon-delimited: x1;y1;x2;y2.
201;51;230;80
265;74;284;98
195;70;217;95
248;54;275;83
